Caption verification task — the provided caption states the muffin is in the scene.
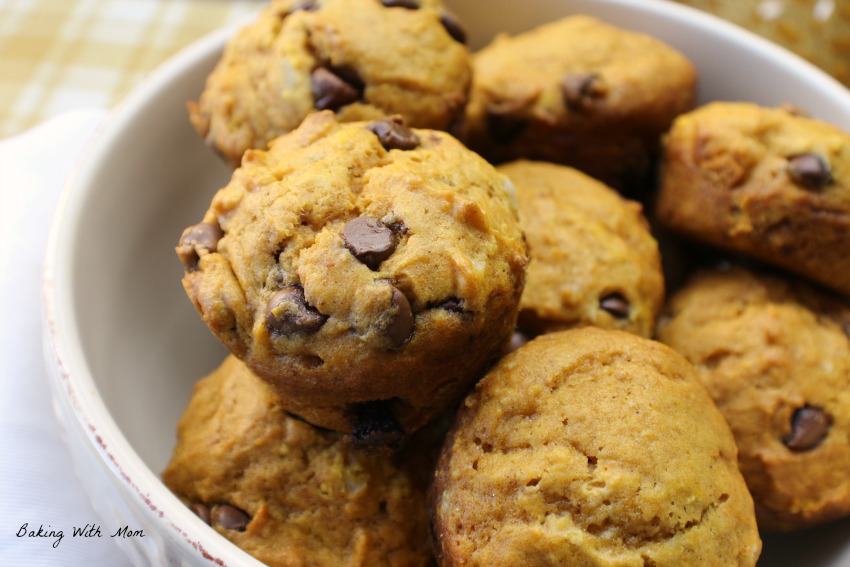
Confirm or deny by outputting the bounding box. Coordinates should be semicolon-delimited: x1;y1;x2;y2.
177;111;528;438
163;355;440;567
190;0;471;165
431;327;761;566
459;15;697;190
656;265;850;531
656;101;850;296
499;160;664;339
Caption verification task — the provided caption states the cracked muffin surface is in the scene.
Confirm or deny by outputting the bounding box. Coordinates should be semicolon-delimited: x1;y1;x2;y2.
162;355;439;567
190;0;471;165
430;327;760;567
656;265;850;531
499;160;664;339
177;111;528;436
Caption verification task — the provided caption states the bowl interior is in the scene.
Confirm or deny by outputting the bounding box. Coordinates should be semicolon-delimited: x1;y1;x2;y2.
51;0;850;565
67;38;231;469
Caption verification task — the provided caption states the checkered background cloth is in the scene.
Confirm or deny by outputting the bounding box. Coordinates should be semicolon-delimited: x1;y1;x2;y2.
0;0;265;139
3;0;846;141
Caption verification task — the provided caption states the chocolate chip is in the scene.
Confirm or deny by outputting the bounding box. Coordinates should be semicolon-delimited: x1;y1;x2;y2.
343;217;397;269
599;293;630;319
380;0;419;8
176;222;223;270
784;406;830;451
439;8;467;44
366;117;420;150
266;286;326;335
349;400;406;450
562;73;607;112
486;111;526;145
211;504;251;531
190;503;211;525
311;66;362;111
787;153;832;188
384;286;414;347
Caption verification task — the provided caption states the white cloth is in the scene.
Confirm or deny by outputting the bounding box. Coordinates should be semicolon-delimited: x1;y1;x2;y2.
0;110;133;566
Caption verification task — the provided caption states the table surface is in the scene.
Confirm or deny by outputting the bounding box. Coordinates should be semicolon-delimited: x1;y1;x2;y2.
0;0;265;139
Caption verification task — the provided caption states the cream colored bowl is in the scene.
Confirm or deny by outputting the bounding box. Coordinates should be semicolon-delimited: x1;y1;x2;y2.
43;0;850;565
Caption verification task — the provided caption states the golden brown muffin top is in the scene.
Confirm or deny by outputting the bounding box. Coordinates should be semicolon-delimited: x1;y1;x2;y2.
432;327;761;566
499;159;664;338
657;265;850;530
163;355;439;567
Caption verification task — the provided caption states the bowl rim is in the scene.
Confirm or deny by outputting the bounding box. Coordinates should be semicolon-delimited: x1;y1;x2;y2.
40;0;850;565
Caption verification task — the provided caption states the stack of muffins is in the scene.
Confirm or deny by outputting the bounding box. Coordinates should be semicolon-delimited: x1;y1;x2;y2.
163;1;850;565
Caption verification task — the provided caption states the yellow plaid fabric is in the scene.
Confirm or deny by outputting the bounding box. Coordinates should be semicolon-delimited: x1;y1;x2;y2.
0;0;265;139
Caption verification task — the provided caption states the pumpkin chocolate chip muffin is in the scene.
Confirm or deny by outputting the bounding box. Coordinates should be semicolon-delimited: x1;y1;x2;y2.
431;327;761;566
190;0;471;165
163;355;441;567
499;160;664;339
657;264;850;531
656;101;850;296
459;15;697;190
177;111;528;438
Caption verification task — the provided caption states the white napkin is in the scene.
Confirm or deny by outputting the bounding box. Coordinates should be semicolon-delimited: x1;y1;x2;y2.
0;110;133;566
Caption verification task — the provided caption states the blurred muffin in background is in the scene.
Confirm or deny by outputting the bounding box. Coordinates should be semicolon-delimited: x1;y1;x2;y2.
674;0;850;87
